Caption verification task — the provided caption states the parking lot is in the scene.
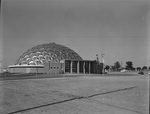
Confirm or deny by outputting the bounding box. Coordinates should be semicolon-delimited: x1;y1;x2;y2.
0;74;149;114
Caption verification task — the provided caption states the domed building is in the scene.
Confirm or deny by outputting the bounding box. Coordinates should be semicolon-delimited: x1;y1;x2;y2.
16;42;82;65
9;43;100;74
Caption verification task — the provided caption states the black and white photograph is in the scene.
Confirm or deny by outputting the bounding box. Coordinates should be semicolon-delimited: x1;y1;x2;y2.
0;0;149;114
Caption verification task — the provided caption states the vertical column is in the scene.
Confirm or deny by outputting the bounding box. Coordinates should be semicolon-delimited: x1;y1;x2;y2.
63;62;65;73
89;62;91;74
70;60;72;73
77;61;79;74
83;61;85;74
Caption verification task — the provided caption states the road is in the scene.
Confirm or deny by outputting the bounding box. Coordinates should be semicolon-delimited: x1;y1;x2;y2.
0;74;149;114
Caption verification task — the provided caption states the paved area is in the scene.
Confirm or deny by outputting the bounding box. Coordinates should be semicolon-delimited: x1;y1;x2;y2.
0;75;149;114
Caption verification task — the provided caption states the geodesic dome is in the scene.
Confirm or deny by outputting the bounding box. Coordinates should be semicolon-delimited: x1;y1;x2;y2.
16;43;82;65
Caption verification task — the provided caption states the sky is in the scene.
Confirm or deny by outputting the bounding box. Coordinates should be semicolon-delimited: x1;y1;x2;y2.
1;0;150;68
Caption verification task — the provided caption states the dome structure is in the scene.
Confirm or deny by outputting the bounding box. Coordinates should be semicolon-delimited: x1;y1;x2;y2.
16;43;82;65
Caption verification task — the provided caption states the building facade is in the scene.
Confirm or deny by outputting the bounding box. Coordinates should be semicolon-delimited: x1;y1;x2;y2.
43;59;97;74
9;59;101;74
8;43;103;75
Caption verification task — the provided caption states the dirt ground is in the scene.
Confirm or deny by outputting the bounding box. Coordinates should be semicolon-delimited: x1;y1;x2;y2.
0;74;149;114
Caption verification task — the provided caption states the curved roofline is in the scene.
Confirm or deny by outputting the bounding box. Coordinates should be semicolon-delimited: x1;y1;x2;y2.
16;42;82;65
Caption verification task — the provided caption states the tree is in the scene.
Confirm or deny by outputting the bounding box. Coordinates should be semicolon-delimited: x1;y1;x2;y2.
137;67;141;71
125;61;133;70
111;66;116;71
105;65;110;70
114;61;121;71
105;65;110;72
142;66;147;70
131;67;135;71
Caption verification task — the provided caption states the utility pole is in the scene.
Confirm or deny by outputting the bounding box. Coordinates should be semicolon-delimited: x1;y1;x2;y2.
101;53;105;74
96;53;99;64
